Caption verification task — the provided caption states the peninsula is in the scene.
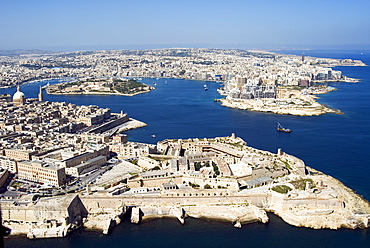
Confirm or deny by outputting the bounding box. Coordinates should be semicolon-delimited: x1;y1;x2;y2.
45;78;154;96
217;85;342;116
0;87;369;239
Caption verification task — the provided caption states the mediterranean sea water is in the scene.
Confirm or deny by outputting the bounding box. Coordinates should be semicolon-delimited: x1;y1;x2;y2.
2;50;370;247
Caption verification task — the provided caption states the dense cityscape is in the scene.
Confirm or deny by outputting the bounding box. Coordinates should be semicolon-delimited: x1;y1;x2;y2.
1;48;364;88
0;48;369;240
1;48;365;116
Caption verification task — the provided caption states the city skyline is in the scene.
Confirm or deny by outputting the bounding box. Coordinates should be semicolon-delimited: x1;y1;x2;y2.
1;0;370;52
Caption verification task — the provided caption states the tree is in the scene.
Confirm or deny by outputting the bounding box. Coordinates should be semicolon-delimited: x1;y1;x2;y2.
204;184;212;189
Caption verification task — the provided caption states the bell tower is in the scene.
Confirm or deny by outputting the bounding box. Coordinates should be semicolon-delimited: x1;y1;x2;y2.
38;86;44;102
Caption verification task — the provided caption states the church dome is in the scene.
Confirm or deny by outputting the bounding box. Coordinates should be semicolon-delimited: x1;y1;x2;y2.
13;86;26;104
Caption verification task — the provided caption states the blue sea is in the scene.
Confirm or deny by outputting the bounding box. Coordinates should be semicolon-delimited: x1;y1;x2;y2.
3;50;370;247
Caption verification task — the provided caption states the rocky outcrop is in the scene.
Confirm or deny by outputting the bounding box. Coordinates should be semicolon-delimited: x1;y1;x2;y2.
130;207;142;224
183;204;268;227
131;206;185;224
83;213;123;234
2;194;87;238
127;204;268;228
265;168;370;229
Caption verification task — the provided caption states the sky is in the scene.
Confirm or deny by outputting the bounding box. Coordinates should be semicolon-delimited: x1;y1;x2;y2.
1;0;370;51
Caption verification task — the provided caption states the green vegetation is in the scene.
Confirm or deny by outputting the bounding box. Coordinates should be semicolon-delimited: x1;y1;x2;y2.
114;79;148;94
224;141;244;149
49;78;150;95
195;162;202;171
194;161;219;175
58;81;79;90
188;182;200;189
272;185;292;194
11;181;23;188
212;163;220;175
291;178;316;190
278;159;292;170
204;184;212;189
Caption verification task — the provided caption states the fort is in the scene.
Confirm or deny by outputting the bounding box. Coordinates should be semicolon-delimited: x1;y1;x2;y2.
2;134;370;238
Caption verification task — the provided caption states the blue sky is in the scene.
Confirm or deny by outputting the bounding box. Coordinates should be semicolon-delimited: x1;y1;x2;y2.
1;0;369;51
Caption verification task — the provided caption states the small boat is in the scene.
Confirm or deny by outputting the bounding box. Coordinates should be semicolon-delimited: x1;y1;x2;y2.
277;122;292;133
204;84;208;91
151;134;156;138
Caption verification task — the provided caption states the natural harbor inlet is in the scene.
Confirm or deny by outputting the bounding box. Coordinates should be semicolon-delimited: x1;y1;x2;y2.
0;48;370;242
1;48;365;116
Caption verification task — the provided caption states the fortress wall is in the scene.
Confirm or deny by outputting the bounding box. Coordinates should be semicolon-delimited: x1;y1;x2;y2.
89;115;129;134
2;205;68;223
81;195;252;210
282;197;343;209
82;198;126;213
2;195;87;227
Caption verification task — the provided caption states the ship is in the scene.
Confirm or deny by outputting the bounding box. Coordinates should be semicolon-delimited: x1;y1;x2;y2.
277;122;292;133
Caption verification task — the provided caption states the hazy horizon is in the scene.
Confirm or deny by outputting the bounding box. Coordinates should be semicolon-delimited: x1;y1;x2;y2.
1;44;370;54
1;0;369;52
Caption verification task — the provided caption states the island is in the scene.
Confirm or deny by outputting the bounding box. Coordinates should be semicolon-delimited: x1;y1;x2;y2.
45;78;154;96
1;88;369;238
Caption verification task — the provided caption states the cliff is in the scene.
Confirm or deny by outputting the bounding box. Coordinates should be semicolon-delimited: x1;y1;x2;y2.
255;167;370;229
2;194;87;238
129;204;268;228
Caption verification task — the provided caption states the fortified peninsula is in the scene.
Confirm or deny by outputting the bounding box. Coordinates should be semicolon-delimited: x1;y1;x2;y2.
0;88;369;239
45;78;154;96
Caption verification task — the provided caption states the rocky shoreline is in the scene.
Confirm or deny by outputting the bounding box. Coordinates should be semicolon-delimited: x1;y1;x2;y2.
46;88;153;97
3;165;370;239
2;135;370;239
218;98;342;116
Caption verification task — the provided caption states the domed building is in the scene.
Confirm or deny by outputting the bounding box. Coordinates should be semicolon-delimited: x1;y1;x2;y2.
13;86;26;105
